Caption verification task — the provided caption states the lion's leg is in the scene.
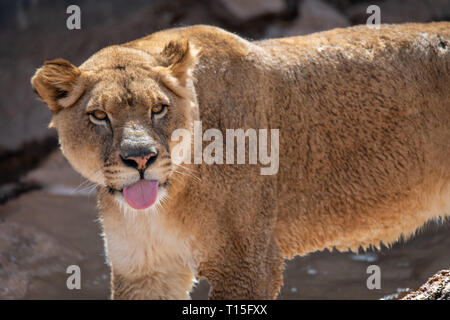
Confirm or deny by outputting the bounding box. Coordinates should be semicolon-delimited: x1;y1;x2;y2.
111;267;194;300
201;236;284;300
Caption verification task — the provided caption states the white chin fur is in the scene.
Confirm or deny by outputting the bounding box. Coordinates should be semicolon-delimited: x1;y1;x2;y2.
113;186;169;216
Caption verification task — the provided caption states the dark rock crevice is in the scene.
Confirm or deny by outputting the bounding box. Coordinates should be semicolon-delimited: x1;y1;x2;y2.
0;135;57;203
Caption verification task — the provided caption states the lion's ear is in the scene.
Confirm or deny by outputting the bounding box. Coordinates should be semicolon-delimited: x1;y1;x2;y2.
156;40;199;97
31;58;85;112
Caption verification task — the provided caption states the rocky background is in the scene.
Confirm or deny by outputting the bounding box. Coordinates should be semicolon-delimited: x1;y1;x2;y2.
0;0;449;299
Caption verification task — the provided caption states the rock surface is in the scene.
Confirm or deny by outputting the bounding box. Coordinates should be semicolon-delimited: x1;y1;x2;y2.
0;191;108;299
23;149;92;196
216;0;286;21
345;0;450;25
402;269;450;300
266;0;350;38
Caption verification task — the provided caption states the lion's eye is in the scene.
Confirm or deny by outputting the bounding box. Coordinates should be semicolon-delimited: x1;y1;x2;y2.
89;110;108;124
152;103;168;118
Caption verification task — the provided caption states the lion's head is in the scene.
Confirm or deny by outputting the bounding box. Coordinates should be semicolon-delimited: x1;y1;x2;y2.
31;41;199;211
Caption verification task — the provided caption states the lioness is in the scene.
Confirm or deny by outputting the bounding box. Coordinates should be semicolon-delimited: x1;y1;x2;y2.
31;23;450;299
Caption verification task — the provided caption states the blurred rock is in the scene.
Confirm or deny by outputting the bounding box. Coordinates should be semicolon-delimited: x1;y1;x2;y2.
0;192;108;299
0;182;39;205
0;61;55;152
23;149;93;196
402;269;450;300
0;136;58;185
266;0;350;38
216;0;286;21
345;0;450;25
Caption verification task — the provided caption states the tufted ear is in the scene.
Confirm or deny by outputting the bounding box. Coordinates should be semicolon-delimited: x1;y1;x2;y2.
31;58;85;112
156;40;199;97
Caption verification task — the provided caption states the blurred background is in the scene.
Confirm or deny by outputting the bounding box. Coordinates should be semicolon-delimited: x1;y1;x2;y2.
0;0;449;299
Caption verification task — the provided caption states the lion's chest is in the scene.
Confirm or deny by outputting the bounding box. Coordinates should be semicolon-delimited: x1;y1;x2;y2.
102;211;198;277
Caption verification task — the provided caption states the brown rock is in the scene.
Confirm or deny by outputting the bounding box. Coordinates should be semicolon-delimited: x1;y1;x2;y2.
216;0;286;21
23;149;93;196
402;269;450;300
266;0;350;38
345;0;450;25
0;192;108;299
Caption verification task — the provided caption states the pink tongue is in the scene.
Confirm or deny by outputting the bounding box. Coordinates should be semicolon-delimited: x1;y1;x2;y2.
123;180;158;210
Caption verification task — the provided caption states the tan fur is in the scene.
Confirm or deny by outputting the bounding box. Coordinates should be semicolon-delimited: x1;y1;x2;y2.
31;23;450;299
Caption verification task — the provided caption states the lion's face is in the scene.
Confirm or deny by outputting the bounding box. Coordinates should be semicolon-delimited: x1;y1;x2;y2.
32;42;198;211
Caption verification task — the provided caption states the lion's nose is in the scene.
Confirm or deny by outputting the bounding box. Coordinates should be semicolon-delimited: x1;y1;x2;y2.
120;149;158;171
